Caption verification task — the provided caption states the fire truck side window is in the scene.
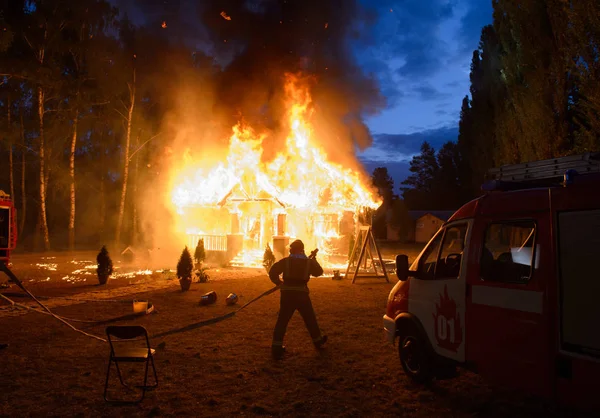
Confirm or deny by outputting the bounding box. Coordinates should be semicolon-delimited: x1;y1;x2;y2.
417;224;467;280
436;224;467;279
418;232;443;280
480;221;537;283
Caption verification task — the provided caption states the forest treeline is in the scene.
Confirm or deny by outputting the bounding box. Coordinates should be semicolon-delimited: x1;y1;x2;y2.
0;0;194;251
399;0;600;211
2;1;600;251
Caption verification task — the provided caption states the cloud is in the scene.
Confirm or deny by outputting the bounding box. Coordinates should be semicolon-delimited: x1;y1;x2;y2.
413;83;452;101
358;124;459;184
373;0;456;78
457;0;494;54
358;55;404;106
360;125;459;161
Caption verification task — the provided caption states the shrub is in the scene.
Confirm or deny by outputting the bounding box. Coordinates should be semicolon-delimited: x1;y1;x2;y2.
263;244;276;273
194;238;206;265
195;266;210;283
177;246;194;280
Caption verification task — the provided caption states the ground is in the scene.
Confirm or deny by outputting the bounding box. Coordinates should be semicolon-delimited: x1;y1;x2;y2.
0;246;590;417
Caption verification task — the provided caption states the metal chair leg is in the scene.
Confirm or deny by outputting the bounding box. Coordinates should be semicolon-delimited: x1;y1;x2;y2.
103;359;112;402
149;355;158;388
114;361;127;387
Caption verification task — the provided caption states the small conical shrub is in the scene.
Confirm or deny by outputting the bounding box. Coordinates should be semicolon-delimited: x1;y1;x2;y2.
194;238;206;265
177;246;194;280
97;246;113;285
263;244;276;273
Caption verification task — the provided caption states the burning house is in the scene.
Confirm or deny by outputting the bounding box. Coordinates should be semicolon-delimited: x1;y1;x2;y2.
169;76;381;268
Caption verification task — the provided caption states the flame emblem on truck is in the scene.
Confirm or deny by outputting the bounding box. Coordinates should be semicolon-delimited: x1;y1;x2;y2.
432;285;463;352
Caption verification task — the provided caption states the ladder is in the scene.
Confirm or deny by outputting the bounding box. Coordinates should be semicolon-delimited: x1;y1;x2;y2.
485;152;600;183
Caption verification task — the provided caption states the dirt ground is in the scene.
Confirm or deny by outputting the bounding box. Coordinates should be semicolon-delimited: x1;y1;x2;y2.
0;248;592;417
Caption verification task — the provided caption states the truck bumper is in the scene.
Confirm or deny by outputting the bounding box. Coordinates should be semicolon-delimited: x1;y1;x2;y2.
383;314;396;344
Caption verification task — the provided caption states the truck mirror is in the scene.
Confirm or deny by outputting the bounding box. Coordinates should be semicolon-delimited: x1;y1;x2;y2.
395;254;409;281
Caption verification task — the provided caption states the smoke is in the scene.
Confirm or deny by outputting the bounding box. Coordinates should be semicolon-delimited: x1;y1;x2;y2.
198;0;386;153
121;0;387;264
119;0;386;152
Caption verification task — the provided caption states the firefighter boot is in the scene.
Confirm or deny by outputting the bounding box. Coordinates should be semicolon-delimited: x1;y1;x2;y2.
271;345;286;360
314;335;328;349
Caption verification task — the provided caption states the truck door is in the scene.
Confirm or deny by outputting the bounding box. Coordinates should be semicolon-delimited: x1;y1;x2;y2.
408;220;471;363
466;212;552;397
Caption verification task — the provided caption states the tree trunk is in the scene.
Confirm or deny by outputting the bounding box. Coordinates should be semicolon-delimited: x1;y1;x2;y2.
132;130;140;246
99;131;106;239
7;95;14;201
115;68;136;248
38;86;50;251
19;112;26;237
68;111;78;251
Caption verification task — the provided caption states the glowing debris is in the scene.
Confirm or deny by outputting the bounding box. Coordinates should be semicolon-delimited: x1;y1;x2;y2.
36;263;58;271
220;11;231;21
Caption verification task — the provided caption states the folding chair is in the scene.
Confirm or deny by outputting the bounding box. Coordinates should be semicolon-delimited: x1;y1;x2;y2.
104;325;158;403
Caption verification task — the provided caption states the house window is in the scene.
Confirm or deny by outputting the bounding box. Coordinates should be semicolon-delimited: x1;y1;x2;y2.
480;220;537;283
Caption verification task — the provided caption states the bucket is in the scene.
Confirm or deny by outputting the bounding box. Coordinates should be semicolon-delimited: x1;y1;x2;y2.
199;291;217;306
133;300;154;314
225;293;238;306
133;300;148;313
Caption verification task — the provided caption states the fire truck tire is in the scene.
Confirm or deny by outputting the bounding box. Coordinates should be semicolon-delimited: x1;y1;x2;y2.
398;325;434;384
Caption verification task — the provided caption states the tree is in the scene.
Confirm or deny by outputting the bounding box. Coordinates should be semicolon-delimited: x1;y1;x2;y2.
63;0;116;250
194;238;206;265
401;141;439;209
371;167;397;239
176;246;194;280
114;17;137;249
371;167;396;205
434;141;467;209
389;198;412;242
401;141;467;210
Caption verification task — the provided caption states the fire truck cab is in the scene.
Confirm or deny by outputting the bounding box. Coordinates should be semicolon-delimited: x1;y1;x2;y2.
0;190;17;265
383;153;600;409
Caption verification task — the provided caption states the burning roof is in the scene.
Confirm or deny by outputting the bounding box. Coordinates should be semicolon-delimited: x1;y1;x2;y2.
171;73;380;214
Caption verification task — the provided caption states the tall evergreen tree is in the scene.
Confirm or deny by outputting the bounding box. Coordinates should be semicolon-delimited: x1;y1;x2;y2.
401;141;439;209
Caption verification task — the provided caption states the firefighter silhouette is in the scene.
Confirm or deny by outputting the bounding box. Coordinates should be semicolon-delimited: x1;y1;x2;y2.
268;239;327;359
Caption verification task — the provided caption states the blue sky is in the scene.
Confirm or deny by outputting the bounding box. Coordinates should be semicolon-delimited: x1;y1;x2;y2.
356;0;493;187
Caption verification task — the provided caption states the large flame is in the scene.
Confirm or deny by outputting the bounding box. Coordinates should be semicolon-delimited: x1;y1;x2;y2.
169;73;381;267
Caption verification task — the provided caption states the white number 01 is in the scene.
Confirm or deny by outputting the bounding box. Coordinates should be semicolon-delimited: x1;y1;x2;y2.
437;315;455;343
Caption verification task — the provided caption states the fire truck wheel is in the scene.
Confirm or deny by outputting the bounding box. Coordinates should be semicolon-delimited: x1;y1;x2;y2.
398;328;433;384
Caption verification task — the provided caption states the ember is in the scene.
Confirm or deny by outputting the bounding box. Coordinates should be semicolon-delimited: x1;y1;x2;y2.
170;74;380;267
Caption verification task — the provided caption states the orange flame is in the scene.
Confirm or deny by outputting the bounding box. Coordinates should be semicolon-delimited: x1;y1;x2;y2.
169;73;380;266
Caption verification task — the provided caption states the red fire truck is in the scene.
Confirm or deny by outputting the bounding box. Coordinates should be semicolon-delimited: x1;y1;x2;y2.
0;190;17;265
383;153;600;409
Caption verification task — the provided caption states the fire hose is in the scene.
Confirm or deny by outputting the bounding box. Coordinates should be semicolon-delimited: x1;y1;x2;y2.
0;261;109;342
0;262;282;343
0;249;318;344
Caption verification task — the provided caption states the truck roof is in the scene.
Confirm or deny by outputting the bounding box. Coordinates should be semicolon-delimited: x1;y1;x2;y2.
448;153;600;222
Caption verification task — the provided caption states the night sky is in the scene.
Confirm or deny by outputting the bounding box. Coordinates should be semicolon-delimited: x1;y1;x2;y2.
113;0;493;190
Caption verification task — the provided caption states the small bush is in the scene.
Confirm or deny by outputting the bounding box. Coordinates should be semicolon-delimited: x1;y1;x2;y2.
194;238;206;265
195;266;210;283
263;244;276;273
177;246;194;280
